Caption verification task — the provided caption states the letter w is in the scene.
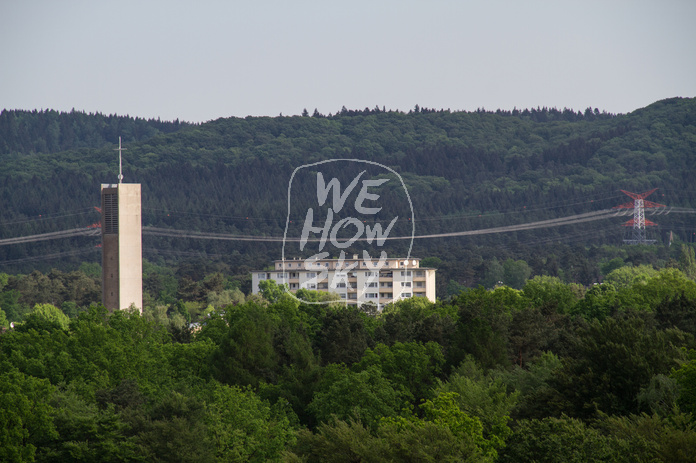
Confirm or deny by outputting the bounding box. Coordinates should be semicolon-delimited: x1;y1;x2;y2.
316;171;365;213
365;217;398;245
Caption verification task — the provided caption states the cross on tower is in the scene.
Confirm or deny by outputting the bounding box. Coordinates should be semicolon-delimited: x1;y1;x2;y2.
114;136;127;183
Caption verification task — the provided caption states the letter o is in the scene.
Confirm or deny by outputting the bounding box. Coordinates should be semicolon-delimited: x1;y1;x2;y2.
330;218;364;248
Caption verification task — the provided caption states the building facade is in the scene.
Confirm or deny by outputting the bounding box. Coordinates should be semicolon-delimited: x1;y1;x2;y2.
101;183;143;312
251;256;436;308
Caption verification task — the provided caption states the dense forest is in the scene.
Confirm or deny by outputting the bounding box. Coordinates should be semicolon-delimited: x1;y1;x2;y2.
1;99;696;460
2;261;696;461
1;98;695;296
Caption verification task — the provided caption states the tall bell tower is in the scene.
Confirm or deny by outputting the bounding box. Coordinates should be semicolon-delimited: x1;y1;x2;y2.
101;138;142;312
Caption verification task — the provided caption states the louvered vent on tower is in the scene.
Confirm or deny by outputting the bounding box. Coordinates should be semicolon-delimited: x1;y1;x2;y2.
103;193;118;234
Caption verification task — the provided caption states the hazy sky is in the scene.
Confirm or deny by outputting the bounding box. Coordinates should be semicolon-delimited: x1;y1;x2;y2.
2;0;695;123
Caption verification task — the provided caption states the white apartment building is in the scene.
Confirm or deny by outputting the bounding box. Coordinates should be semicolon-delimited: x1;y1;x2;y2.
251;255;436;308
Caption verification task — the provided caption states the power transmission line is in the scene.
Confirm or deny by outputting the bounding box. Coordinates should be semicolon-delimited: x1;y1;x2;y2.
0;227;99;246
0;248;98;265
2;207;694;247
142;209;623;242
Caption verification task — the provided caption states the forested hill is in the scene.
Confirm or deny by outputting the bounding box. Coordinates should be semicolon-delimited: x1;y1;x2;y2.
0;109;191;155
4;102;696;462
1;98;695;292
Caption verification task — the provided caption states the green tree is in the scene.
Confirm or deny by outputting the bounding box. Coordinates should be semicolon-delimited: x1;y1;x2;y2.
38;387;139;462
207;288;246;309
378;297;457;348
60;301;80;318
288;419;384;463
309;364;409;430
78;262;101;279
206;381;296;462
0;306;8;329
314;305;372;366
479;258;504;289
434;357;517;449
502;259;532;289
618;268;696;312
258;279;289;303
636;374;680;416
679;244;696;280
59;306;172;396
507;305;561;367
0;368;57;463
572;283;619;320
600;257;625;276
672;351;696;415
135;392;214;463
499;416;623;463
26;303;70;330
379;416;489;462
446;279;468;297
552;315;688;418
0;289;24;322
448;287;517;370
498;351;564;420
291;393;497;462
599;412;696;463
355;341;444;405
604;264;658;289
522;275;580;314
655;292;696;336
208;301;280;387
382;392;497;462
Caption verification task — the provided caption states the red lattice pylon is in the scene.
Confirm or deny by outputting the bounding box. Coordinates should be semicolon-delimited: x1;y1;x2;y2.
613;189;666;244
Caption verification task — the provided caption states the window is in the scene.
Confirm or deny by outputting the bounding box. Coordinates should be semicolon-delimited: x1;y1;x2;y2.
380;282;393;288
415;281;425;287
336;282;347;288
415;292;426;297
401;292;412;298
365;293;378;299
415;271;425;277
401;281;412;287
276;273;289;279
305;272;316;278
365;271;377;277
365;282;378;288
400;271;412;277
349;293;357;300
305;283;316;289
340;293;347;299
257;273;267;280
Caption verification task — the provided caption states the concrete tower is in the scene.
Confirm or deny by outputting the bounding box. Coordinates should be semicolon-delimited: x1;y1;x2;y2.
101;137;142;312
101;183;143;312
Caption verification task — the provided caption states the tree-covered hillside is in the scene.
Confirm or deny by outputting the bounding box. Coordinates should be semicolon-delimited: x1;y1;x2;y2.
2;269;696;462
1;100;696;461
1;99;695;294
0;109;191;155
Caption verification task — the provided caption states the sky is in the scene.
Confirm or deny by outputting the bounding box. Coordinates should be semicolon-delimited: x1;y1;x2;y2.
1;0;695;123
